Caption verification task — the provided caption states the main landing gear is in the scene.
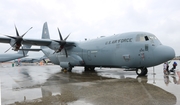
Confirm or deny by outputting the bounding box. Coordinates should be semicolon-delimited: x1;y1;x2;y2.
84;66;95;72
61;67;72;72
136;67;148;76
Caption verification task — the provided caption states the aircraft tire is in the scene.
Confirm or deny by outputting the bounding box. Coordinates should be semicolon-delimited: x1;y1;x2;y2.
61;67;72;72
84;66;95;71
61;68;67;72
136;68;147;76
144;68;148;74
67;67;72;72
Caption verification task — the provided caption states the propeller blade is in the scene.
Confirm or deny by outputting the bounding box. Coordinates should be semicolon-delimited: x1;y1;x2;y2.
53;49;58;54
4;46;13;53
53;51;56;54
4;42;16;53
53;49;60;54
4;35;16;39
55;28;71;55
15;25;20;36
64;48;68;58
57;28;63;41
64;33;70;41
21;27;33;37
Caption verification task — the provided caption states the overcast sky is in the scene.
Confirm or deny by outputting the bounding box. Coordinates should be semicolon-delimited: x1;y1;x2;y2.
0;0;180;57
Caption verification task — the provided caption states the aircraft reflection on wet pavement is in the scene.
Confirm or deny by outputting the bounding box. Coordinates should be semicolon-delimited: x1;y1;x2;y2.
1;65;178;105
38;72;176;105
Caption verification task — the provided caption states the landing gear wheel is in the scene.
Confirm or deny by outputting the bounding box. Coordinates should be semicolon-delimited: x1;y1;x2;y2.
136;68;148;76
84;66;95;72
67;67;72;72
61;67;72;72
61;68;67;72
144;68;148;75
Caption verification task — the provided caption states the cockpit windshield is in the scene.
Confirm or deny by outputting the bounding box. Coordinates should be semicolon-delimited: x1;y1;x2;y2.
136;33;161;44
148;35;158;40
136;33;162;45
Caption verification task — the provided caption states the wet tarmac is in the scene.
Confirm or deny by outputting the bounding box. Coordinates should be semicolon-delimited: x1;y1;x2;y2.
1;61;180;105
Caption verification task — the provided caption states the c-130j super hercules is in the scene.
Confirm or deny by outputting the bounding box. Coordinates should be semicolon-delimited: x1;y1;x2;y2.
0;22;175;76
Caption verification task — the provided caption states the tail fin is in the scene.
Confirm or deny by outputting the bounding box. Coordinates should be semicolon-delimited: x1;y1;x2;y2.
41;22;50;39
40;22;54;56
41;22;50;50
17;45;32;56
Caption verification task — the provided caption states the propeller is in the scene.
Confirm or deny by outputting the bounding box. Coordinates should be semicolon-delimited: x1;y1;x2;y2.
54;28;70;57
4;25;32;53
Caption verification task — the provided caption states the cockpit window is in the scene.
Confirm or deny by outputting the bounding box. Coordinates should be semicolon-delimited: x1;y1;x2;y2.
136;33;162;45
148;35;158;40
136;34;158;42
136;34;147;42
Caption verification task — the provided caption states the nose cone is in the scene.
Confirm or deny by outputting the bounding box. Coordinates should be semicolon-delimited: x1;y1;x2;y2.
153;45;175;64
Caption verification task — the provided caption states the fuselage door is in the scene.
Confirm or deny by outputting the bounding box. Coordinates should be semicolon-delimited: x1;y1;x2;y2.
139;48;145;65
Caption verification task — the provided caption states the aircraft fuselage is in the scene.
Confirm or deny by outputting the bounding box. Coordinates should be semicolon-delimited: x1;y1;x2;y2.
48;32;175;70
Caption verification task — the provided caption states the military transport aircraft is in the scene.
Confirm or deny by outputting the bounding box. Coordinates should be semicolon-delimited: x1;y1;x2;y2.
0;22;175;76
14;55;47;64
0;45;31;63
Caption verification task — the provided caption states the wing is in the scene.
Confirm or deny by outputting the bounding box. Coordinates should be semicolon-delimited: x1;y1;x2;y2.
23;38;52;46
0;37;11;43
0;36;76;50
23;38;76;50
0;36;52;46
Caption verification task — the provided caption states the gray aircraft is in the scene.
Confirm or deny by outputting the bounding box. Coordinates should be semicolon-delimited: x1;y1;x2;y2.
14;55;47;64
0;22;175;76
0;45;32;63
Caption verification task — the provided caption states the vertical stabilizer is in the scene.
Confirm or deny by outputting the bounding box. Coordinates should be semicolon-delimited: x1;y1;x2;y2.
42;22;50;39
41;22;50;50
40;22;53;57
17;45;32;56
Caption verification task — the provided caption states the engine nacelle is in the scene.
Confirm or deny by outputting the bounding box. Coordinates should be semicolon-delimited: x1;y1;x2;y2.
48;41;60;51
60;62;70;68
58;54;84;67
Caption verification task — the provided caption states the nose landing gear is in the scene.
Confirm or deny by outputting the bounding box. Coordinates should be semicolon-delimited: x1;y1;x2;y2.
136;67;148;76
